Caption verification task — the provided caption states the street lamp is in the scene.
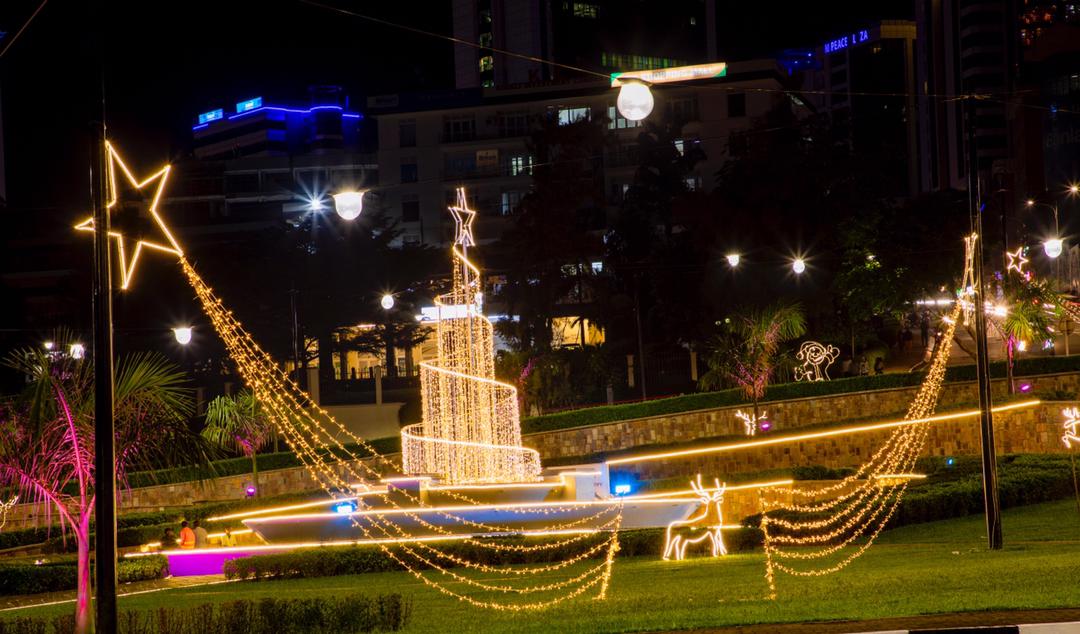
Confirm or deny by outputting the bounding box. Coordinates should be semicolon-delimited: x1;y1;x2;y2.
70;343;85;360
725;253;740;268
792;258;806;275
173;326;193;345
43;341;54;351
1044;238;1063;259
332;191;365;221
380;293;395;310
616;80;654;121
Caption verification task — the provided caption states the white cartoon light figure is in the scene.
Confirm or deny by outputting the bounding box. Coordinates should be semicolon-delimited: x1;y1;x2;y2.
735;409;765;436
1063;407;1080;449
793;341;840;382
0;496;18;531
663;475;727;561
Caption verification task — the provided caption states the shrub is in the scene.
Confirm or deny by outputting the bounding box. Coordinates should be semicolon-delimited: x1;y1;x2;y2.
224;528;761;582
0;556;167;596
0;593;411;633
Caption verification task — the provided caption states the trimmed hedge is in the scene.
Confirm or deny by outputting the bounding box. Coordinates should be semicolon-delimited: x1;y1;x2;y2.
0;555;168;596
521;355;1080;435
0;592;410;633
126;438;401;490
893;454;1079;527
224;528;763;582
742;454;1079;530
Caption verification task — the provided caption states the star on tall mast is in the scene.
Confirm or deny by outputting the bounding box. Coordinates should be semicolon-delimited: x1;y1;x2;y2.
74;142;182;290
448;187;477;250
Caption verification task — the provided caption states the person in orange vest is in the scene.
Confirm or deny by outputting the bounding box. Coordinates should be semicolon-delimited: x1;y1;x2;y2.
179;520;196;549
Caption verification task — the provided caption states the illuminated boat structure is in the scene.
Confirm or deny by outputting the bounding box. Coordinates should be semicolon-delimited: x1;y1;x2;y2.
240;467;699;545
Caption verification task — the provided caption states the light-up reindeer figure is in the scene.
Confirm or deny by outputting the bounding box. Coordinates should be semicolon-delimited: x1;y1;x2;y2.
0;496;18;531
663;476;727;561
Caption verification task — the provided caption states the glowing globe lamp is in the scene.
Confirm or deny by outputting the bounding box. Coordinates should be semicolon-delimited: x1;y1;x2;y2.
70;343;85;360
759;420;772;432
43;341;54;351
381;294;395;310
616;81;654;121
1044;238;1063;259
726;253;740;268
792;258;806;274
173;327;193;345
245;485;257;498
333;191;365;221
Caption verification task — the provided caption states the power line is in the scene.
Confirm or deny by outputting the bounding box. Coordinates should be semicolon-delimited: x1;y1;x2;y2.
0;0;49;60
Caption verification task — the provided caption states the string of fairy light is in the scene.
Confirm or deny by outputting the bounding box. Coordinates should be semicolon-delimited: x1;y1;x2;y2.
758;235;974;597
82;143;1005;610
178;206;625;609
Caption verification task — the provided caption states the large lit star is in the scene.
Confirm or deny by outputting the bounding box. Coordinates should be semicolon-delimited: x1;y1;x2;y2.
1005;246;1029;276
74;142;183;290
447;187;477;249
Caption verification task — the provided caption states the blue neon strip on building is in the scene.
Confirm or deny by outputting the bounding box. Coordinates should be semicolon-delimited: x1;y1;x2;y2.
236;97;264;113
193;102;363;130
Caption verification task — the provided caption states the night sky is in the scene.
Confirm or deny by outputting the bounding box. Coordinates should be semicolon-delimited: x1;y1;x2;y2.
0;0;911;215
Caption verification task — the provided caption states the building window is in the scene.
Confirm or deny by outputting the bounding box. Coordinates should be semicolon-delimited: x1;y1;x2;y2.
509;155;534;176
400;162;418;183
683;175;702;191
600;52;685;71
500;112;529;137
572;2;598;17
443;116;476;142
674;138;685;155
399;120;416;148
607;106;642;130
666;96;698;122
557;107;590;126
401;195;420;222
727;93;746;118
500;191;525;215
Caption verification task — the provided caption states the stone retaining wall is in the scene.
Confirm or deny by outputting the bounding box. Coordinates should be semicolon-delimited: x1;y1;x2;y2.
522;373;1080;460
610;401;1072;484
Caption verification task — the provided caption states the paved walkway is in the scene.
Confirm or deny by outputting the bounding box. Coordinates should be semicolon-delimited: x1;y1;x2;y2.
0;575;227;612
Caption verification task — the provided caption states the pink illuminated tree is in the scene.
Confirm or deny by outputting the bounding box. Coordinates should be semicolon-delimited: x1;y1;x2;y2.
0;343;203;633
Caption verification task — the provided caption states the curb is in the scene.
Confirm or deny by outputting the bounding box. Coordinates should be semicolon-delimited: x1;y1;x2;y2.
855;622;1080;634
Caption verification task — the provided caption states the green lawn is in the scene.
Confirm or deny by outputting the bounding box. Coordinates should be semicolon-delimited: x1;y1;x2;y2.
9;500;1080;633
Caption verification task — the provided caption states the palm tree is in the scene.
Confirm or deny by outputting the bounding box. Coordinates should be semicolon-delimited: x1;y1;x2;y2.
700;302;807;420
0;340;207;633
955;276;1060;393
202;391;273;496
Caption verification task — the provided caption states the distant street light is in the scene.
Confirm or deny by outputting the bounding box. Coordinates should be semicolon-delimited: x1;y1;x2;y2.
792;258;806;275
333;191;365;221
616;81;654;121
725;253;740;268
308;197;324;212
381;293;395;310
70;343;86;360
173;327;193;345
43;341;54;351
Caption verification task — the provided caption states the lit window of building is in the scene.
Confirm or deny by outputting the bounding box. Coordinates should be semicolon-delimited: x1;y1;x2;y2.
557;107;590;126
607;106;642;129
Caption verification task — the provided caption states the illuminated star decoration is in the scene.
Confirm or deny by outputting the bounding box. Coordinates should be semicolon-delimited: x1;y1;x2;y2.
1005;246;1029;277
74;142;182;290
447;187;477;250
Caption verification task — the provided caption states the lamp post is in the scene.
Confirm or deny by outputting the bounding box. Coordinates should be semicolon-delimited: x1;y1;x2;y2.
88;0;118;626
966;96;1002;551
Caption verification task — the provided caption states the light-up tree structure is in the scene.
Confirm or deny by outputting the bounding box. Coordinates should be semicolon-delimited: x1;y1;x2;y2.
402;188;541;484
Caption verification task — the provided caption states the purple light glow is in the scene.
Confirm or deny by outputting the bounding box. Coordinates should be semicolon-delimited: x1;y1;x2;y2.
164;548;289;576
245;485;257;497
1019;382;1033;393
759;420;773;432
